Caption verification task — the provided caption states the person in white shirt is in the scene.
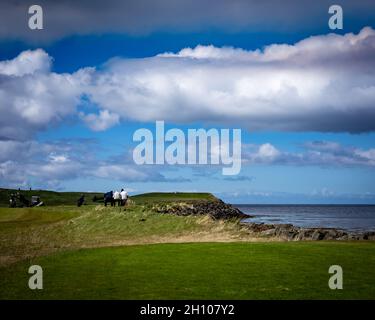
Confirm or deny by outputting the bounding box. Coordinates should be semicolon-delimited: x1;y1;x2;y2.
120;189;128;208
113;190;121;206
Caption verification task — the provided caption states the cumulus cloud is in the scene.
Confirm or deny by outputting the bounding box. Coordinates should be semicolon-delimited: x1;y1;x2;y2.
250;143;281;163
86;27;375;133
0;49;90;140
0;49;51;76
2;28;375;139
80;109;120;131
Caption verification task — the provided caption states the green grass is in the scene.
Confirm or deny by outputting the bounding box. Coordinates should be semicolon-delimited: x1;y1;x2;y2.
131;192;216;203
0;188;104;207
1;242;375;299
0;207;79;233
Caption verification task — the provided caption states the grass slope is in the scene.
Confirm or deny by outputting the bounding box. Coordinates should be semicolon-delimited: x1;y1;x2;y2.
1;242;375;299
0;204;248;266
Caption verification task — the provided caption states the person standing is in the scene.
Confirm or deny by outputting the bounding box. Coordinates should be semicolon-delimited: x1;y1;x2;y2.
113;190;121;206
77;194;85;207
120;188;128;209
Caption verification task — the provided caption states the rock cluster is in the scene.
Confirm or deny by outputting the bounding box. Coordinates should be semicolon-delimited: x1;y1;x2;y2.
241;222;375;241
151;200;249;220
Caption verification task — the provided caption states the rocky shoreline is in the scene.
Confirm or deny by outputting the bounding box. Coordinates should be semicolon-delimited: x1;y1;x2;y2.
240;221;375;241
152;199;375;241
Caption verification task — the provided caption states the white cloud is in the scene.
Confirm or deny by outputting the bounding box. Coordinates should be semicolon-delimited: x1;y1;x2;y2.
86;27;375;133
256;143;281;160
160;27;375;64
0;49;90;140
0;49;51;76
354;149;375;166
159;45;252;60
80;109;120;131
241;143;282;164
48;153;69;163
243;141;375;168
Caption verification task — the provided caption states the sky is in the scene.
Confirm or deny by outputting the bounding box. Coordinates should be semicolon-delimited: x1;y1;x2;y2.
1;0;375;204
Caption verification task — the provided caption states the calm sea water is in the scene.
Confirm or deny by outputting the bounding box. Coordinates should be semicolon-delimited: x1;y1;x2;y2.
235;205;375;232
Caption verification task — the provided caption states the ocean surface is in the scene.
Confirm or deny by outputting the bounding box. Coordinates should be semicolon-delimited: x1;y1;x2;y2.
236;205;375;232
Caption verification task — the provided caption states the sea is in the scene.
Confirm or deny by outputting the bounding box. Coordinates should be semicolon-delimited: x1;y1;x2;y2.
235;205;375;232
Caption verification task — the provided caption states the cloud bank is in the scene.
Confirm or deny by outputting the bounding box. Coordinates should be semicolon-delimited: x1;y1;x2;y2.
243;141;375;168
0;139;181;189
3;27;375;140
89;27;375;133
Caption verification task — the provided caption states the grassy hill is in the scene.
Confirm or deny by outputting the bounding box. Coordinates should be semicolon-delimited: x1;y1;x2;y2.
0;188;215;207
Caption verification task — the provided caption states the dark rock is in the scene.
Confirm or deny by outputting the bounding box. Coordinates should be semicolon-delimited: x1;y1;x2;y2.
363;232;375;240
311;230;323;240
151;200;248;220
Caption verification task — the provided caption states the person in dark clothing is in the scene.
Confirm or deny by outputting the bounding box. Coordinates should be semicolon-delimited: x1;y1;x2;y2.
77;195;85;207
18;193;30;207
104;191;114;207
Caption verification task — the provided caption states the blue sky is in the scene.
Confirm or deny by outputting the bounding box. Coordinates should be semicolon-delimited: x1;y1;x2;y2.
0;1;375;203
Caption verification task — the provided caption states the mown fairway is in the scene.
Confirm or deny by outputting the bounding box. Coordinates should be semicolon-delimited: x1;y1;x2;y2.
1;242;375;299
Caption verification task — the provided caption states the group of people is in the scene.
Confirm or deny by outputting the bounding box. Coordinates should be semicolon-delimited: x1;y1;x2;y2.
104;188;128;207
9;192;44;208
